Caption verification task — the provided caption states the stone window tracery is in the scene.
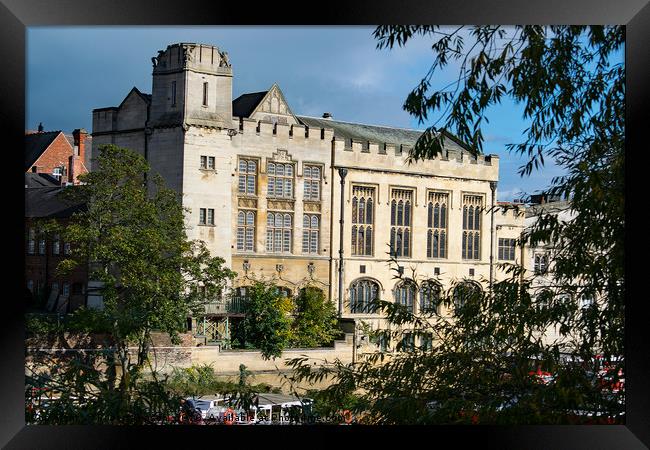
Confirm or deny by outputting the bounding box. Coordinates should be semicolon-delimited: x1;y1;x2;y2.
390;189;413;258
303;165;321;201
498;238;517;261
237;210;255;252
302;214;320;254
462;194;482;260
534;253;549;274
266;212;292;253
351;186;375;256
427;192;448;259
453;281;482;311
349;278;379;314
420;280;442;313
267;162;294;199
238;159;257;195
394;279;416;313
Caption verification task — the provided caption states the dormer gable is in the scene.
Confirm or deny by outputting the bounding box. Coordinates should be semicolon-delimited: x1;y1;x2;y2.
247;83;299;126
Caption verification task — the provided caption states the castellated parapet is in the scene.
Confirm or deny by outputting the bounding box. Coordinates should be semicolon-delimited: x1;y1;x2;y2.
232;116;499;182
334;137;499;182
149;43;233;129
151;43;233;76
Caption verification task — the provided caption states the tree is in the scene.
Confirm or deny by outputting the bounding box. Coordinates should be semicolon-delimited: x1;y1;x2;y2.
291;286;340;348
288;26;624;424
26;144;236;424
235;281;294;359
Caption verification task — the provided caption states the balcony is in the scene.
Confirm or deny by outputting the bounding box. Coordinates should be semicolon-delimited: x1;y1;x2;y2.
202;297;246;315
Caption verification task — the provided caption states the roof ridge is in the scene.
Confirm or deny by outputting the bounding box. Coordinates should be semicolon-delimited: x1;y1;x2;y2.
297;115;425;133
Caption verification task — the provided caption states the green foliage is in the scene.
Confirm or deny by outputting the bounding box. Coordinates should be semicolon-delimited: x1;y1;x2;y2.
26;314;63;336
287;26;624;425
291;287;340;348
236;281;294;359
26;354;183;425
27;144;236;424
164;363;280;408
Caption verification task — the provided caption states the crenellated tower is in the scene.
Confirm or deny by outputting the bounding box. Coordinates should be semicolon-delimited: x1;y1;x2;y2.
149;43;233;129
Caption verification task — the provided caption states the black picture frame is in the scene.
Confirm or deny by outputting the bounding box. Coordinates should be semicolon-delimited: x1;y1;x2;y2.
3;1;647;447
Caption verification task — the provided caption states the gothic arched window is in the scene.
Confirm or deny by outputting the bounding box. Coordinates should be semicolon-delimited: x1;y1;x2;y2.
351;186;375;256
420;280;442;314
349;279;380;314
453;281;482;311
394;280;416;313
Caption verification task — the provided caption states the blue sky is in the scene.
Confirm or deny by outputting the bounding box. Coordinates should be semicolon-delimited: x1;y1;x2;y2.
27;26;587;201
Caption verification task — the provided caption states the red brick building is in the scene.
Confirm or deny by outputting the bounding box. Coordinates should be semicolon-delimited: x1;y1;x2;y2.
25;185;88;313
25;125;91;185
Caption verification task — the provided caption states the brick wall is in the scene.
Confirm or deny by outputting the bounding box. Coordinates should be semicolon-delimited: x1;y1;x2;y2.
30;133;73;178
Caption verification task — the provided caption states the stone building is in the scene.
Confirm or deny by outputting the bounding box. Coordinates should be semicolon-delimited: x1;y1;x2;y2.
91;42;526;346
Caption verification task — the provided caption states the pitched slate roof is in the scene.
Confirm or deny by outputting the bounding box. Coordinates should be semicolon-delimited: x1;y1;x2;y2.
25;131;61;171
25;172;60;188
297;115;475;154
297;115;424;148
232;91;267;118
25;186;86;219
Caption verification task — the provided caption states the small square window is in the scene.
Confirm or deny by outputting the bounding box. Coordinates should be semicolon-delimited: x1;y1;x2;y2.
207;209;214;225
208;157;215;170
360;265;366;274
199;208;206;225
200;156;207;169
434;267;440;276
469;268;475;276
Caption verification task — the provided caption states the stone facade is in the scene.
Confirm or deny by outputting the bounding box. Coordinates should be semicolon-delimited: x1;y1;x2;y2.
91;42;527;345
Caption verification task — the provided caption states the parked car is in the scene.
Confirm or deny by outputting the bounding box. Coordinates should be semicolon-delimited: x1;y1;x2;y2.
185;396;222;420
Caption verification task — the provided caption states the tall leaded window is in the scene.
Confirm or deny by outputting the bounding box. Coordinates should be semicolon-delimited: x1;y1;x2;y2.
349;278;379;313
390;189;413;258
399;333;415;352
462;194;482;260
267;162;294;199
38;234;46;255
266;212;292;253
498;238;517;261
238;159;257;195
534;253;549;274
302;214;320;254
453;281;482;311
351;186;375;256
237;210;255;252
420;280;442;313
394;280;416;313
303;165;321;201
427;192;448;258
27;228;35;255
52;234;61;256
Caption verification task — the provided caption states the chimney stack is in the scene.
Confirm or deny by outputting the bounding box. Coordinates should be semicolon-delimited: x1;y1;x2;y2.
72;128;88;160
70;128;88;184
322;112;332;119
37;122;44;132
